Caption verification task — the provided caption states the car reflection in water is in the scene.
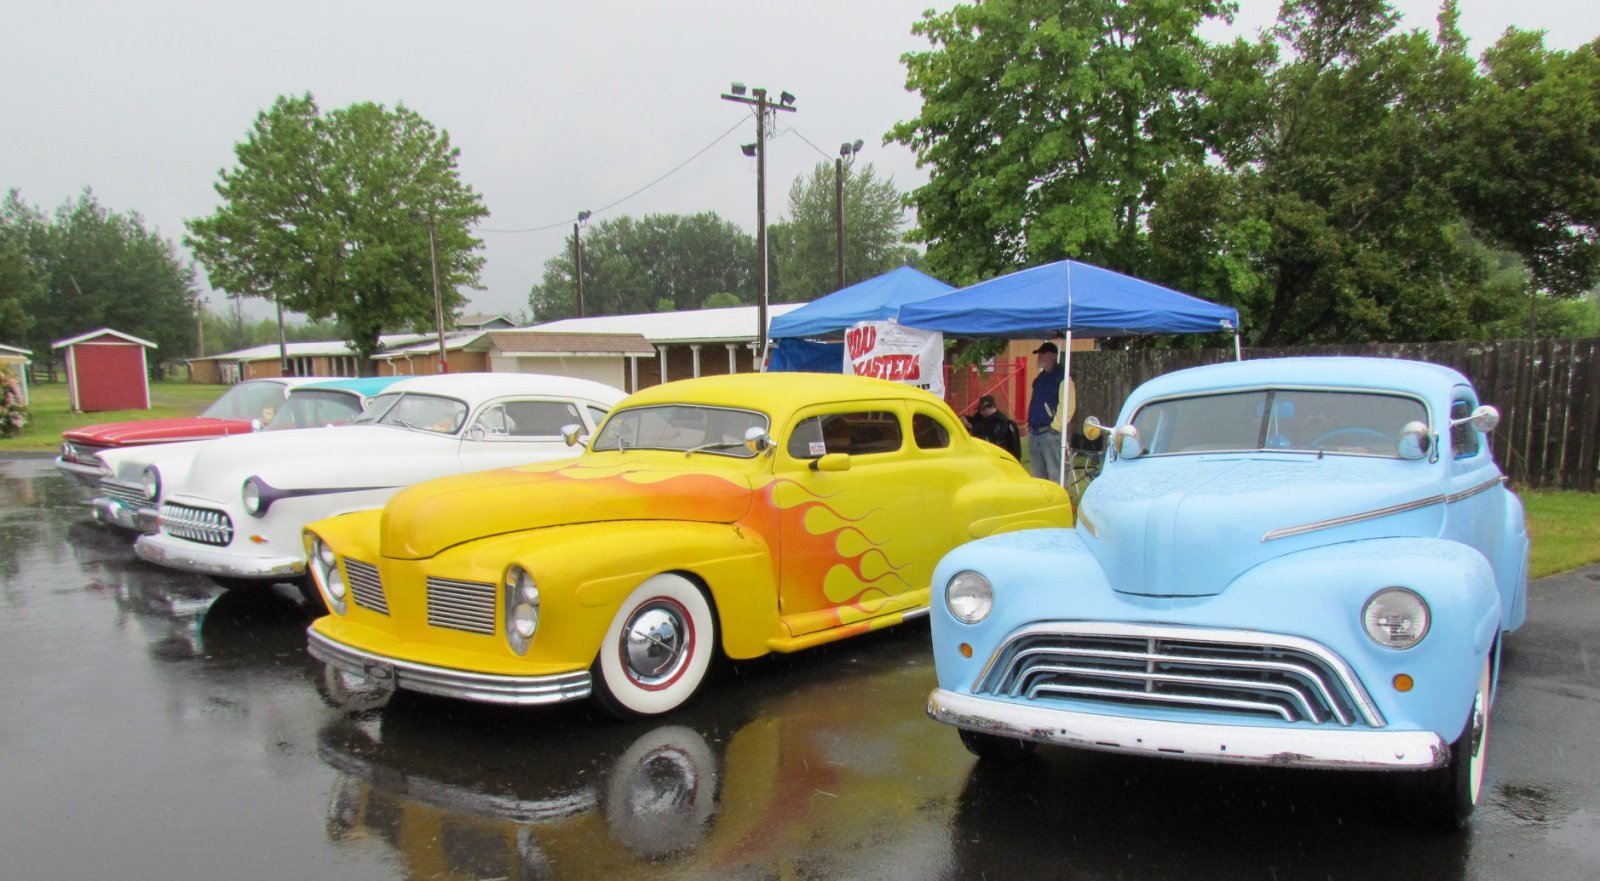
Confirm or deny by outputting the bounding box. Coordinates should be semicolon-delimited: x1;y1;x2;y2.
315;638;965;881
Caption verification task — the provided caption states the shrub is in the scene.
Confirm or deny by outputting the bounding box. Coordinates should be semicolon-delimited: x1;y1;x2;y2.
0;366;28;438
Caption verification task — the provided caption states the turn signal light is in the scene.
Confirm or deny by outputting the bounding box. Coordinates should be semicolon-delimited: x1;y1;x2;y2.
959;643;973;658
1392;673;1414;692
249;535;268;544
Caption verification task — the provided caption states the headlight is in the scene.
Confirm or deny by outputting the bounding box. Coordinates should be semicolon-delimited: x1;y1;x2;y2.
504;566;539;652
315;538;336;569
1362;587;1430;649
242;477;263;516
326;567;347;601
945;570;994;624
141;466;161;501
61;441;74;459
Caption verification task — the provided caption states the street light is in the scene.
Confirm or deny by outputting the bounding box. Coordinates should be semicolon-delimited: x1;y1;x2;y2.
835;140;863;291
573;210;592;318
720;82;796;368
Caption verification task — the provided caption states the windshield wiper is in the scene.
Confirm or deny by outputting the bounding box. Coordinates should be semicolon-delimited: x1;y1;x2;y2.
684;440;745;456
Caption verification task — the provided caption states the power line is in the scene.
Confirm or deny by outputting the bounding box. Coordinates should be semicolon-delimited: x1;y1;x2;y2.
480;116;750;234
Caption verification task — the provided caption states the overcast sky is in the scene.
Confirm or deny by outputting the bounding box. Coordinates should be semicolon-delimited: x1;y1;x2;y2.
5;1;1596;324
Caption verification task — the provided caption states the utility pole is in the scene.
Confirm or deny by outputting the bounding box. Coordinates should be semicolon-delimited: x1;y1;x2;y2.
573;210;591;317
834;140;862;292
196;299;205;357
427;212;447;374
722;82;796;368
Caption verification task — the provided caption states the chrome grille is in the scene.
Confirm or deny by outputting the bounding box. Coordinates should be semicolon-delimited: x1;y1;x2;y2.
102;482;155;511
426;577;496;635
975;623;1382;727
159;503;234;547
343;558;388;615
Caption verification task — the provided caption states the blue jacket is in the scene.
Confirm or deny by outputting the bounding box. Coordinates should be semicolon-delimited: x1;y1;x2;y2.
1027;365;1064;430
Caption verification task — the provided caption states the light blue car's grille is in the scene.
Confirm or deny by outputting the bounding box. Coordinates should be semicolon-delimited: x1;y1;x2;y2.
974;623;1382;727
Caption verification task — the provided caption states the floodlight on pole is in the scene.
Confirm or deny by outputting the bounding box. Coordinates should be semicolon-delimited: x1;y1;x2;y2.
835;139;863;292
574;209;592;318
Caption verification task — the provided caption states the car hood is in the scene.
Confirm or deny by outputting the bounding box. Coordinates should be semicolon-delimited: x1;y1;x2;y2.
380;458;756;561
177;425;456;497
1076;455;1444;597
64;417;248;446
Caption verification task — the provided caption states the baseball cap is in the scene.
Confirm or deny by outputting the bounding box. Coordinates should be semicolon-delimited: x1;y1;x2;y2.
977;394;997;409
1032;341;1059;355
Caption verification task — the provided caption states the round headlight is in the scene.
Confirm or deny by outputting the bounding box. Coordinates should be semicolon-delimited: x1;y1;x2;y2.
1362;587;1430;649
946;570;994;624
326;568;347;601
242;478;263;516
61;441;73;459
141;466;161;501
512;603;538;639
315;537;336;569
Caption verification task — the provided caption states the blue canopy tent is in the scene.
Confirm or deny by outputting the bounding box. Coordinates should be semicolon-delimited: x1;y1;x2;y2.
896;259;1242;487
767;266;954;373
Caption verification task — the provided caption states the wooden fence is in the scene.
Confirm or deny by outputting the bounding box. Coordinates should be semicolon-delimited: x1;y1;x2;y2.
1066;338;1600;491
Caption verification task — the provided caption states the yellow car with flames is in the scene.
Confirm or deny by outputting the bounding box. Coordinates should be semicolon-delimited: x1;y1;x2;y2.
305;373;1072;717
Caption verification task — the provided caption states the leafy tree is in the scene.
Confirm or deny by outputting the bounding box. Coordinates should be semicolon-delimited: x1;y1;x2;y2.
769;161;919;300
890;0;1238;285
0;192;44;346
528;212;754;320
1447;30;1600;304
186;94;487;370
10;189;199;377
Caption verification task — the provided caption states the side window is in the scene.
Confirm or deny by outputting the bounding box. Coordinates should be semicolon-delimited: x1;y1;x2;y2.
1450;395;1480;459
502;400;583;437
787;411;903;459
586;405;609;431
913;412;951;449
471;405;511;437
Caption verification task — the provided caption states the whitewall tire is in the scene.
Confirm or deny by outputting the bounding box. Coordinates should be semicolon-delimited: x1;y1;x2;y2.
592;574;716;718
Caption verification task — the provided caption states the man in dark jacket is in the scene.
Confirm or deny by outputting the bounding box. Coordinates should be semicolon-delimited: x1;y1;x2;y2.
966;394;1022;460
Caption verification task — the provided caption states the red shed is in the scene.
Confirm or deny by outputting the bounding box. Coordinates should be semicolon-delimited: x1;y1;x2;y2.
51;328;158;412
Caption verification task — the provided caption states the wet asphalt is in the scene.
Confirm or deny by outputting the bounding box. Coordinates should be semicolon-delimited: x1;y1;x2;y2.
1;454;1596;881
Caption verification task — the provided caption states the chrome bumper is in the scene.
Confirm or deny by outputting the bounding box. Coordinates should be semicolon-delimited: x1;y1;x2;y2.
91;497;159;534
927;689;1449;771
55;457;104;486
307;628;593;706
133;533;305;580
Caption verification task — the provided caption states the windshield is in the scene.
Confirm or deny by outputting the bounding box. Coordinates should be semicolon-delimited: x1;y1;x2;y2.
350;392;468;434
266;389;363;430
1129;389;1428;458
201;381;289;422
591;405;769;458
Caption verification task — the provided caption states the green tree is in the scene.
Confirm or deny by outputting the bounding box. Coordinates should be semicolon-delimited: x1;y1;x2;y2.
528;212;754;320
1447;30;1600;307
13;189;199;376
186;94;488;370
1149;0;1489;344
890;0;1237;285
769;160;919;300
0;192;44;346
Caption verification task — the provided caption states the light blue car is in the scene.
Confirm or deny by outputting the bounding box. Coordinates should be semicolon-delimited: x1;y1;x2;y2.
926;357;1528;829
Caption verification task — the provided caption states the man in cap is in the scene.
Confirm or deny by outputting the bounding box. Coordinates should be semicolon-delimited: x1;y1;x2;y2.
966;393;1022;460
1025;340;1072;481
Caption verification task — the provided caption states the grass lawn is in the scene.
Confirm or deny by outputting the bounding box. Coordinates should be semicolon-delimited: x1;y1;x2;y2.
1521;489;1600;579
1;379;228;453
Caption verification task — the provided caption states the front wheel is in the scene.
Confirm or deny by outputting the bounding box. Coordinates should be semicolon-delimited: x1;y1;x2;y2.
1400;655;1492;830
592;574;717;719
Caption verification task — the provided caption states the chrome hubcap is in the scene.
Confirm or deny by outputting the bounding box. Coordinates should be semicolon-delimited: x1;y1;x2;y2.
623;603;689;686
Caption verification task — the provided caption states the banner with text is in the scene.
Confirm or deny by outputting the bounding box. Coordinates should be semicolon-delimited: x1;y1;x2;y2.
843;320;944;398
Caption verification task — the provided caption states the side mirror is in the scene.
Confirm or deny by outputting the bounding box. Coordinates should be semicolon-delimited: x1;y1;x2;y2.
1082;416;1104;442
743;426;773;454
1397;421;1432;460
809;453;851;473
467;424;487;441
1112;424;1143;460
560;423;586;448
1451;405;1500;434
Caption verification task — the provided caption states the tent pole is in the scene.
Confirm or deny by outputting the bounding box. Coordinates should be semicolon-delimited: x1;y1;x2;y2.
1234;327;1242;362
1059;330;1072;489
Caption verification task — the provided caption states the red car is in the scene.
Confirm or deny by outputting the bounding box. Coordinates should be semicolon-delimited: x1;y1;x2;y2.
56;377;326;485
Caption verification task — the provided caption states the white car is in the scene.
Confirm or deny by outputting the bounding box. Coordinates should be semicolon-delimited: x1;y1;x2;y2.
92;377;403;534
132;373;625;597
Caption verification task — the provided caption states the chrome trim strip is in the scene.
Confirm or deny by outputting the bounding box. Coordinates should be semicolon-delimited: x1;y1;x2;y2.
133;538;305;579
973;621;1384;728
1019;664;1322;723
1262;476;1505;542
307;629;592;706
928;689;1447;771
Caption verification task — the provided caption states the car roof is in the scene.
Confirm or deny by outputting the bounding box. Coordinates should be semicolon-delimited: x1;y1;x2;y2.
381;372;626;407
1132;357;1471;401
294;376;403;397
618;372;944;416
